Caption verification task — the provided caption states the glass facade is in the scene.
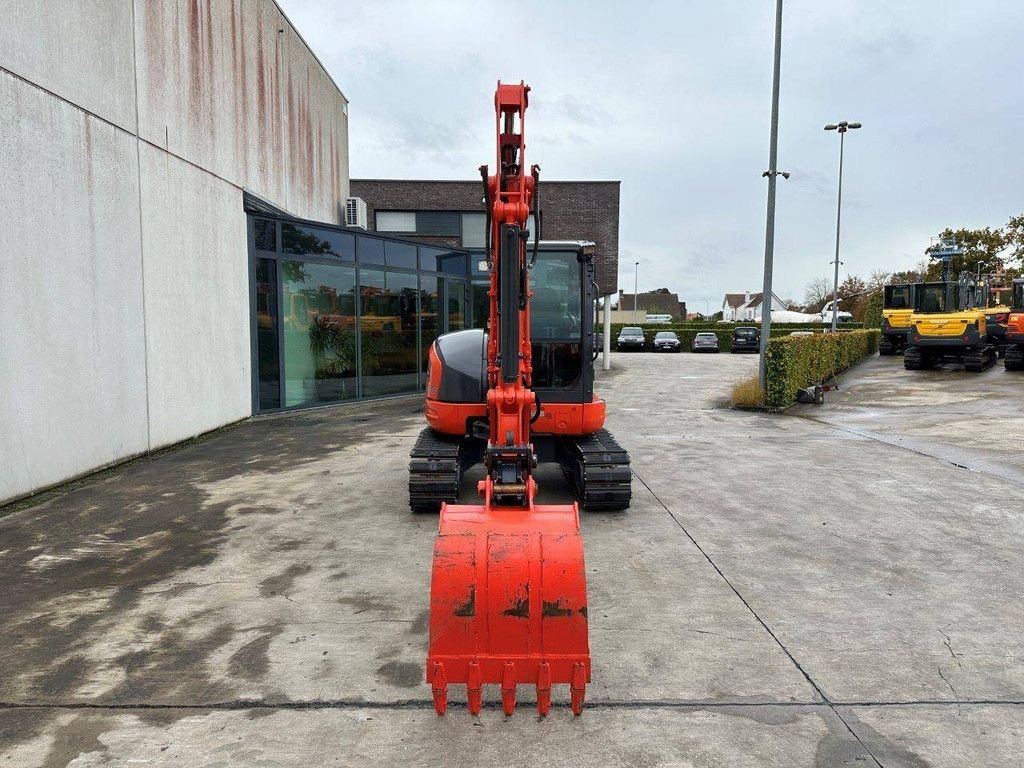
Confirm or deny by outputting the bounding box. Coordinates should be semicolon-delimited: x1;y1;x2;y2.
250;215;471;412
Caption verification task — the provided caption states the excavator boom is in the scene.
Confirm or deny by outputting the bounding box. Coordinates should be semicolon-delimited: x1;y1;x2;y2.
425;81;591;717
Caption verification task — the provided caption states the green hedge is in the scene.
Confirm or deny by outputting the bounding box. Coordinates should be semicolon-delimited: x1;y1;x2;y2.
764;329;881;408
608;323;865;353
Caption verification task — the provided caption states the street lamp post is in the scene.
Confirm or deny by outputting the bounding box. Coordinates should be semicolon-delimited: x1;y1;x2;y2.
633;261;639;323
758;0;787;391
824;120;861;331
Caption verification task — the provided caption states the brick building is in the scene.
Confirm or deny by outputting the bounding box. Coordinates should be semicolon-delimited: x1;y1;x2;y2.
349;179;621;296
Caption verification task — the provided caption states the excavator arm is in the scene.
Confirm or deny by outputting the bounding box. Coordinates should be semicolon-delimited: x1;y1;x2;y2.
425;81;591;717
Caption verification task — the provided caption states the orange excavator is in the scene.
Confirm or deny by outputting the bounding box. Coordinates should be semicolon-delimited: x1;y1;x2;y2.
409;82;631;717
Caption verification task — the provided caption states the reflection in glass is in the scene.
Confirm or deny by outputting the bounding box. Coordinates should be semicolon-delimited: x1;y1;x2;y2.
444;279;466;332
282;260;357;407
255;219;277;252
255;258;280;409
357;235;385;265
360;270;419;397
419;246;445;272
385;239;418;270
281;223;354;260
472;282;488;329
419;275;439;385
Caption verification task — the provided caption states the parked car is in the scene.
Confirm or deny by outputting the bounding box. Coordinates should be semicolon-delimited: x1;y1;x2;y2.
616;326;646;351
692;332;720;353
731;326;760;353
790;330;813;337
653;331;681;352
646;314;673;324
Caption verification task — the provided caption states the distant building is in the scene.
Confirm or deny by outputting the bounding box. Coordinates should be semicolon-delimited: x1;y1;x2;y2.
617;288;686;321
721;291;787;322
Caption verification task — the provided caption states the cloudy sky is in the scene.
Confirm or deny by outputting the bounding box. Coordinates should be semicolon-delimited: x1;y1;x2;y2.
279;0;1024;311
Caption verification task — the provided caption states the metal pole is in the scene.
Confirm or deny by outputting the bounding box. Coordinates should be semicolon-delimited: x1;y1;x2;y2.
759;0;784;390
602;294;611;370
831;130;845;332
633;261;639;322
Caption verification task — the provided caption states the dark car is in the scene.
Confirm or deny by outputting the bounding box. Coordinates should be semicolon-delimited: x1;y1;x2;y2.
692;332;720;353
653;331;681;352
731;326;760;353
616;326;646;351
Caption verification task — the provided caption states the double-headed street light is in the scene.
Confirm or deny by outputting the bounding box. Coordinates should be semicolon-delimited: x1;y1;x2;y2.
824;120;862;331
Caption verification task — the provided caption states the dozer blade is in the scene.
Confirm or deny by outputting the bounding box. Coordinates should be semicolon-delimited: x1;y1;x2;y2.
426;502;590;717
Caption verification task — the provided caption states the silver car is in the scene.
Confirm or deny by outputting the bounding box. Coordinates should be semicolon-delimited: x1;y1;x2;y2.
692;332;721;353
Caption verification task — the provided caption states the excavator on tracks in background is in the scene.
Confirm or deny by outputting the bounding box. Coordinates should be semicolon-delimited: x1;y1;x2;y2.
409;81;631;717
879;283;915;356
905;273;997;372
905;237;997;373
1004;279;1024;371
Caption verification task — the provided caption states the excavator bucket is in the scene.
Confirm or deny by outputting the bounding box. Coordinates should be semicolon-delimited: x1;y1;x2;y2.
426;501;590;716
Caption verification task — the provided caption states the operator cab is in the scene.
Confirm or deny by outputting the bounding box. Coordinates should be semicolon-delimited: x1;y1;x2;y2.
884;284;913;310
528;241;595;400
915;282;956;314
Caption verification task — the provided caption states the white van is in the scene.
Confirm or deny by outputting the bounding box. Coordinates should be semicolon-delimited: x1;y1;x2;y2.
646;314;673;324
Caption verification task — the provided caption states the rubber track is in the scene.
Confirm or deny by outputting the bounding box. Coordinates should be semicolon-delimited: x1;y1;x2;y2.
904;346;923;370
408;428;461;513
1004;346;1024;371
964;345;996;373
569;428;632;511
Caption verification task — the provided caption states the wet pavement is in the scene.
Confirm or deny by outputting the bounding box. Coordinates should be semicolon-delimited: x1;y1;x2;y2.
1;352;1022;767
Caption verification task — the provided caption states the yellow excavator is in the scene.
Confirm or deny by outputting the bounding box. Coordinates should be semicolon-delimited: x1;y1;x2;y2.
905;271;996;372
879;283;915;355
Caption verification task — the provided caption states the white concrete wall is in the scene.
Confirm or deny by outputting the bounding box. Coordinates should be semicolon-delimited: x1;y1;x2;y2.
0;0;349;503
0;71;150;497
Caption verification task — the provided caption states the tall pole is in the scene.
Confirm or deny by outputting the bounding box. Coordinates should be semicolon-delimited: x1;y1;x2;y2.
633;261;639;322
759;0;784;391
831;130;845;332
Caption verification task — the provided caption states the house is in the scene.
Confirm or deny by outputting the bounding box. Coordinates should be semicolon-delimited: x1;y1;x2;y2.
617;288;686;321
721;291;787;322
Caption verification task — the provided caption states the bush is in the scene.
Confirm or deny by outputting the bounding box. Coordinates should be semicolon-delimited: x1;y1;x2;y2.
764;329;881;409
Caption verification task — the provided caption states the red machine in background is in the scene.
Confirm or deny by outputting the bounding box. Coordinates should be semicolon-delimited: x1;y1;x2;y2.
412;82;631;717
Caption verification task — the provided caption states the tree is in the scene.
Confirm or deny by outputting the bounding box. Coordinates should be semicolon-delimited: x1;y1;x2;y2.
837;275;869;321
803;277;831;311
1004;213;1024;269
867;270;890;292
863;290;883;328
927;226;1008;278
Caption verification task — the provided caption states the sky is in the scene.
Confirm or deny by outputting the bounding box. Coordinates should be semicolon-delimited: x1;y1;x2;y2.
279;0;1024;313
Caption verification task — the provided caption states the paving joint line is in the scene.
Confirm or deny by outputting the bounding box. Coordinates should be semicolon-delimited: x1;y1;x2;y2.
631;468;886;768
1;699;1020;713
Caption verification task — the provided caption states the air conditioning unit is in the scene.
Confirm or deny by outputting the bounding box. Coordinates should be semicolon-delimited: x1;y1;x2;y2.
345;196;368;229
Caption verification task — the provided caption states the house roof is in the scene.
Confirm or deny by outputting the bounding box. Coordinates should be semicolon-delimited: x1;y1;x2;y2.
724;291;785;310
723;293;749;309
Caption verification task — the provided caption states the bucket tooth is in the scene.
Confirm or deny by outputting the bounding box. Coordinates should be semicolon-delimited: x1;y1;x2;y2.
570;661;587;716
467;661;483;716
536;662;552;717
430;662;448;716
501;662;517;716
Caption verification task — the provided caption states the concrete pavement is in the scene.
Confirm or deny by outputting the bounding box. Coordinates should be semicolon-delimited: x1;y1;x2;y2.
1;352;1022;766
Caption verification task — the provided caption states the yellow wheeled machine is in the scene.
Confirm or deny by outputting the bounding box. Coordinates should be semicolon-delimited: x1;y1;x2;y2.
879;283;915;356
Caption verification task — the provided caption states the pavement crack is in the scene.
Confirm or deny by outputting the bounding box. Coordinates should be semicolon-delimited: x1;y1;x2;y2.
938;630;963;668
937;666;959;698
